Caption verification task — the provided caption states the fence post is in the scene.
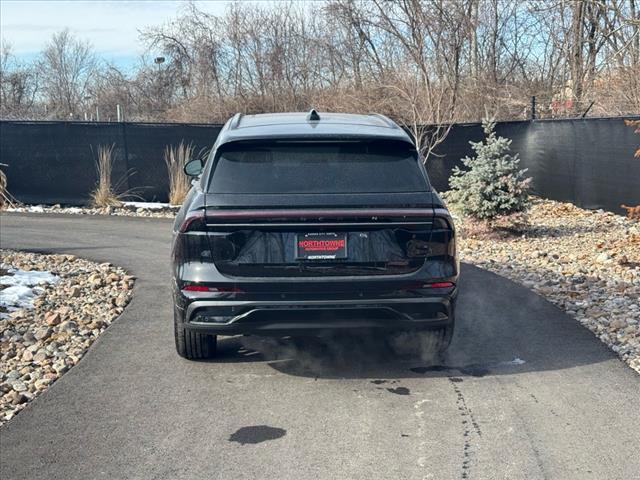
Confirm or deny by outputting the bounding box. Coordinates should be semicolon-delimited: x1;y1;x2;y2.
531;96;536;120
121;122;131;195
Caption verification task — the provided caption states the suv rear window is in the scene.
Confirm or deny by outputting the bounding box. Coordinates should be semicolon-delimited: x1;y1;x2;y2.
207;140;429;194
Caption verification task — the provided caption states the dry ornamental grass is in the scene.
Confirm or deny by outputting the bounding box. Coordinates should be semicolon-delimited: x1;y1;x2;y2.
165;141;195;205
90;144;121;208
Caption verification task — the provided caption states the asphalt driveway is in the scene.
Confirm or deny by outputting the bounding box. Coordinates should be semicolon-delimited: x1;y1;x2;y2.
1;213;638;480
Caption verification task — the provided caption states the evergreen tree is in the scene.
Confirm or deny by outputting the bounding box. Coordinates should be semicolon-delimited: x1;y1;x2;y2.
448;117;531;220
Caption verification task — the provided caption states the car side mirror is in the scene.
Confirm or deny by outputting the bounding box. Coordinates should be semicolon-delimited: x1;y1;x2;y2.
184;159;204;177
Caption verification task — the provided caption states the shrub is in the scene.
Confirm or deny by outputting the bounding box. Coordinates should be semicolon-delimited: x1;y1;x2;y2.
165;141;195;205
447;117;531;220
90;144;121;208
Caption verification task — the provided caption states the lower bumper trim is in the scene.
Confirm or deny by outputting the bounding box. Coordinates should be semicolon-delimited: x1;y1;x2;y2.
183;296;455;335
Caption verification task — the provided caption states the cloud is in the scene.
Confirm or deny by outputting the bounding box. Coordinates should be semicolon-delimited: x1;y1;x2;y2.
0;0;229;59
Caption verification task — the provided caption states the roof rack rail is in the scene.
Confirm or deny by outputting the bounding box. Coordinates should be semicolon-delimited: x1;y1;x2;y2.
307;109;321;121
369;113;397;128
229;112;243;130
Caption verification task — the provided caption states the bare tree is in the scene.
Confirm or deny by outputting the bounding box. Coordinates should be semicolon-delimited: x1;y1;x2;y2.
38;29;96;119
0;42;40;119
361;0;470;160
2;0;639;123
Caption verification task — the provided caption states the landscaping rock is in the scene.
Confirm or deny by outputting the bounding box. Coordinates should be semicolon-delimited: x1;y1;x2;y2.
0;249;134;425
68;286;81;298
11;381;27;392
33;327;51;341
44;312;61;326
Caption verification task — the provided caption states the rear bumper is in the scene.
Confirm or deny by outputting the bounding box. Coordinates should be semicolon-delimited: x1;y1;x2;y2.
179;293;456;335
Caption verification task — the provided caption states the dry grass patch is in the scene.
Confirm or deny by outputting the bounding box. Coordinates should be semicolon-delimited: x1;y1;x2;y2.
165;141;195;205
90;144;121;208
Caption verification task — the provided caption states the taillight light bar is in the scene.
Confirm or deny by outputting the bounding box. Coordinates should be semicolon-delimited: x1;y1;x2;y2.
179;208;451;231
179;210;206;233
203;208;434;219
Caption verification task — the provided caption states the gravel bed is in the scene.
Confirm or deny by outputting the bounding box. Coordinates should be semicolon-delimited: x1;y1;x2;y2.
5;202;178;218
451;198;640;374
0;250;134;424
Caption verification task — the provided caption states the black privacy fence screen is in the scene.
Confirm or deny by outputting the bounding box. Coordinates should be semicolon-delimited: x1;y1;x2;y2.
1;116;638;213
427;116;640;214
0;121;222;206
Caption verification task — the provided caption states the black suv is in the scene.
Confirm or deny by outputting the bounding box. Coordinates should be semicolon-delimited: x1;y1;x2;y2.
172;111;458;359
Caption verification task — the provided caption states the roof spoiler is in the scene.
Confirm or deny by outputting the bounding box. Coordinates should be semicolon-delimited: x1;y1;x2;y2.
229;112;243;130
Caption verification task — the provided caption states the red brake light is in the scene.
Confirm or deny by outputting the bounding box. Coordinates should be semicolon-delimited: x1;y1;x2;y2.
182;284;244;293
182;285;210;292
424;282;455;289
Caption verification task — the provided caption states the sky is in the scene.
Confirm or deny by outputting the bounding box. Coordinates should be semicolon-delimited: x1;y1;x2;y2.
0;0;236;69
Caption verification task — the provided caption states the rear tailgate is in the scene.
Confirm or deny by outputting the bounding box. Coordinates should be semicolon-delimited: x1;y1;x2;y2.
200;206;442;278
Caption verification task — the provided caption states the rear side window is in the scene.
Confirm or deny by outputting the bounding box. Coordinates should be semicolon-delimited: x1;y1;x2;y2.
207;140;429;194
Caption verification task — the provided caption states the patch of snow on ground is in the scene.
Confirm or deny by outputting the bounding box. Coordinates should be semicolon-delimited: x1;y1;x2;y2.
497;357;527;366
5;203;179;218
507;357;526;365
122;201;176;210
0;285;41;311
5;205;44;213
0;266;59;317
65;207;83;214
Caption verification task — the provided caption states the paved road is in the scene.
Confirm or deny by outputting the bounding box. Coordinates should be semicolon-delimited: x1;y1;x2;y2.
1;212;639;480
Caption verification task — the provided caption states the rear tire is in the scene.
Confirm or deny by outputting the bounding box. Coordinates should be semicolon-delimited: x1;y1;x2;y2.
174;311;217;360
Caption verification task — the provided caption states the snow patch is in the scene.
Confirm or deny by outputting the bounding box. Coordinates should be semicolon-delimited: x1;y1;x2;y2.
122;201;176;210
0;267;59;317
1;285;42;311
65;207;84;214
0;269;59;288
4;205;45;213
500;357;526;366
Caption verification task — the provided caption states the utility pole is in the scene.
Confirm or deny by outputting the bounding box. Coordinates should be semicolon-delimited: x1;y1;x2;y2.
154;56;166;113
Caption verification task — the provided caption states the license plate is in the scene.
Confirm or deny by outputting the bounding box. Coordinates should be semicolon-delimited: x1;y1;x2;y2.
296;232;347;260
